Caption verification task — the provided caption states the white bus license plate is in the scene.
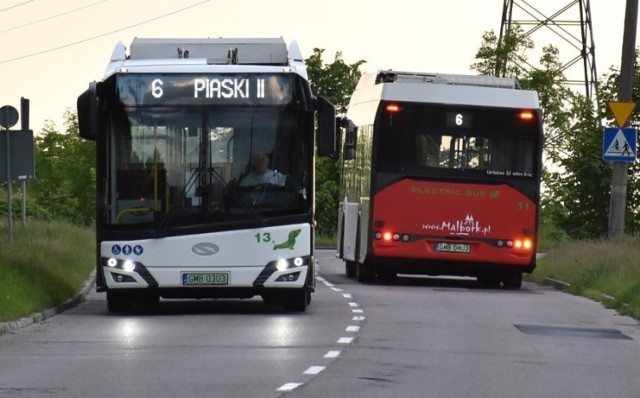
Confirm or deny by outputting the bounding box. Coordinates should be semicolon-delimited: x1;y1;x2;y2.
182;272;229;286
435;243;471;253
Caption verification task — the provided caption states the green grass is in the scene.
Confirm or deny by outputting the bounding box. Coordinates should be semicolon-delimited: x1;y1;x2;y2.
315;233;336;247
528;236;640;319
0;219;95;323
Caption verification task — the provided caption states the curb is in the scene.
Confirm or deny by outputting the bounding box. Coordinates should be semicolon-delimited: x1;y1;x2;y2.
542;276;629;308
542;277;571;291
0;271;96;335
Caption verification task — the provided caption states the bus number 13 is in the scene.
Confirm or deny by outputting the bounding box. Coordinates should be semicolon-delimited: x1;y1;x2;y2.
255;232;272;243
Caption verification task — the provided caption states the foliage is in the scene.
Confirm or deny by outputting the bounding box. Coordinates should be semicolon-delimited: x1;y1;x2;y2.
305;48;366;114
306;49;365;237
545;95;611;238
471;25;534;80
538;198;570;250
28;111;96;226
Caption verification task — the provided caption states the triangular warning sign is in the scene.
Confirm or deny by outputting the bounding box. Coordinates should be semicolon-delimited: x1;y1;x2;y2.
607;101;636;128
604;129;635;158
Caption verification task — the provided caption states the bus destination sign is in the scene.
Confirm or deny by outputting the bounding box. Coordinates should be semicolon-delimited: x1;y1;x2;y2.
116;73;292;106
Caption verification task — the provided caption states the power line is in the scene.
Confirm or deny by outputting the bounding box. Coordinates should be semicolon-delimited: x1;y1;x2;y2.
0;0;36;13
0;0;211;65
0;0;110;35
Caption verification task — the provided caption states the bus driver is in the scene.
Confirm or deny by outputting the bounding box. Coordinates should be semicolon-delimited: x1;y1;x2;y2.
239;153;286;187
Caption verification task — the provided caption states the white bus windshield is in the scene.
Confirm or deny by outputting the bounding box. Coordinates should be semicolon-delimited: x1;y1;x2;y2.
105;105;311;227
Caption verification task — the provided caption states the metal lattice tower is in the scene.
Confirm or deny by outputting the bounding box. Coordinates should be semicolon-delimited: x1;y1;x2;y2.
498;0;598;100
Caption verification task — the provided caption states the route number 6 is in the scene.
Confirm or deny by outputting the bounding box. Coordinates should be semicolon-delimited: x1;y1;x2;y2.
152;79;164;98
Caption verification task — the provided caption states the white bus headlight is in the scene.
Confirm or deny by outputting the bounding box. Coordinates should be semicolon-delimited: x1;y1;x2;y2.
276;259;288;271
123;259;136;272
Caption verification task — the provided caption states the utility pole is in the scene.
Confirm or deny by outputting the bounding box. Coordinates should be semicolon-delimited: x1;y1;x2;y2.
498;0;598;101
608;0;638;238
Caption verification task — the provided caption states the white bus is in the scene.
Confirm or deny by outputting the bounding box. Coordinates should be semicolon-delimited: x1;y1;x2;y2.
77;38;335;312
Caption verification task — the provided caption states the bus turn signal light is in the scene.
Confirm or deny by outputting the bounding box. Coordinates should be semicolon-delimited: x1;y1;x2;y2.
497;238;533;250
513;239;533;250
518;110;534;120
386;104;401;113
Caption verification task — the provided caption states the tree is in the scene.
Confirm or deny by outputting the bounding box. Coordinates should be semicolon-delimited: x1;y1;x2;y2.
29;111;95;225
306;48;366;114
306;49;365;237
471;25;533;80
544;94;610;238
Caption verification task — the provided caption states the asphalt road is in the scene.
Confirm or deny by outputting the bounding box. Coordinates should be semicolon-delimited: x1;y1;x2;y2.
1;249;639;397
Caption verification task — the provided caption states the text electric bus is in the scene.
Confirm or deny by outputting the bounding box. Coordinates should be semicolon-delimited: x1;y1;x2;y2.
337;71;543;288
77;38;335;312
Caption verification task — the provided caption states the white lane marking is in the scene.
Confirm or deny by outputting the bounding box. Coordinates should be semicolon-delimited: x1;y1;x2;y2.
304;366;326;375
276;269;364;393
324;350;341;358
277;382;303;392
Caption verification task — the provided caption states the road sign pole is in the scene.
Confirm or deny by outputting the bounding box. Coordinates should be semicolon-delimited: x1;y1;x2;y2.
4;123;13;242
20;98;29;227
608;0;638;239
1;104;20;242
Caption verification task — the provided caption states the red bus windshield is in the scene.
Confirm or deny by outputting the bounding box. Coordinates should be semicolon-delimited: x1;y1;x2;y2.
375;102;541;183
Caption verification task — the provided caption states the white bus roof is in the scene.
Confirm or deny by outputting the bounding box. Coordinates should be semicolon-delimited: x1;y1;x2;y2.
350;70;540;109
103;37;307;79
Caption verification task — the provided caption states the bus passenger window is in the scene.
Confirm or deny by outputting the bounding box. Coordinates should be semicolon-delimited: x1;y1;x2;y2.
415;134;440;167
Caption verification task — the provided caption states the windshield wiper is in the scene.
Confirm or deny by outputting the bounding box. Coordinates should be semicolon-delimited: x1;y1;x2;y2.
206;166;264;226
156;166;264;236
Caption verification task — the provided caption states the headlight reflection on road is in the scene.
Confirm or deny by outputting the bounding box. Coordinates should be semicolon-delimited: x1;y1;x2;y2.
266;317;297;347
115;319;143;352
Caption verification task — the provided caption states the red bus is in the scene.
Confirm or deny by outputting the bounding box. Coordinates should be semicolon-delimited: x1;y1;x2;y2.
337;71;543;288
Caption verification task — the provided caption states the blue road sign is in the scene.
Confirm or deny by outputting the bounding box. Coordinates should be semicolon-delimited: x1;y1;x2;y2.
603;127;637;162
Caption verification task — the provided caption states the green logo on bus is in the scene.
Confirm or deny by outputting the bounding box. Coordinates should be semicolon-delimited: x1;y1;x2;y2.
273;229;301;250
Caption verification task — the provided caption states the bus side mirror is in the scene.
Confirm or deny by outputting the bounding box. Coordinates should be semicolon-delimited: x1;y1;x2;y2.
77;82;98;141
316;96;336;157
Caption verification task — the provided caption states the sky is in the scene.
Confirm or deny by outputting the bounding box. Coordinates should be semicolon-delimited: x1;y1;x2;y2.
0;0;633;132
